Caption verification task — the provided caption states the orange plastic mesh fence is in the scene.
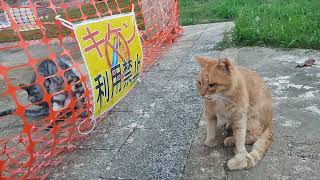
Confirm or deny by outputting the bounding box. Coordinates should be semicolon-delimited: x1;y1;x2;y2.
0;0;182;178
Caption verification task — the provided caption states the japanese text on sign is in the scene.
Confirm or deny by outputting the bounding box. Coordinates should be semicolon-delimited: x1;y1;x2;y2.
74;13;143;117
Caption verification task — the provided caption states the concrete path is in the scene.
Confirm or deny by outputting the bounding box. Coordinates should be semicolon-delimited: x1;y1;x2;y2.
183;47;320;180
47;22;320;180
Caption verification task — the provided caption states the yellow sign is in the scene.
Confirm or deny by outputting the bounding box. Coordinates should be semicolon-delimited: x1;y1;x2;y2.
73;13;143;117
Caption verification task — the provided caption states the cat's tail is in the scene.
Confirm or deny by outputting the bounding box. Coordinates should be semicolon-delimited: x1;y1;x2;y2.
0;109;16;117
246;126;273;168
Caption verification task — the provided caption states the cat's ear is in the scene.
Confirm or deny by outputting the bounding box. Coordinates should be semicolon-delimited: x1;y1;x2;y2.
195;56;209;68
217;58;233;74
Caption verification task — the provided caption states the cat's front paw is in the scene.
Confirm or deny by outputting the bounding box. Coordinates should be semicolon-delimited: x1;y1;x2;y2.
224;136;235;147
227;153;248;170
205;138;218;147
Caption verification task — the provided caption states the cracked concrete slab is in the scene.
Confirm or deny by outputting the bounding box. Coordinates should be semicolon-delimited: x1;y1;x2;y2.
48;149;116;180
100;128;191;180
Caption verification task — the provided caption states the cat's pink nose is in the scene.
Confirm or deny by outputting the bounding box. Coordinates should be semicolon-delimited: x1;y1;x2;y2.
199;92;206;97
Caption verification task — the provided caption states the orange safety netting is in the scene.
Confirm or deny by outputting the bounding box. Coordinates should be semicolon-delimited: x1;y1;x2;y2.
0;0;182;178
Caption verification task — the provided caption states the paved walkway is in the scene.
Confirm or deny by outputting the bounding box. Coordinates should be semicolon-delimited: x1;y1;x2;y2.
47;22;320;180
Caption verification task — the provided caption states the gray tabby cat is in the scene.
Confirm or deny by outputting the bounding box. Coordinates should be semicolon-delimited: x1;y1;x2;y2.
0;56;87;118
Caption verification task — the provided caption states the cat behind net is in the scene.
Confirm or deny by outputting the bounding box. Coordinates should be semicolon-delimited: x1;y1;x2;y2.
0;56;88;124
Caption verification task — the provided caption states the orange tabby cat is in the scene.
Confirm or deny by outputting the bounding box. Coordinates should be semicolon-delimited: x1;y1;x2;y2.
196;56;273;170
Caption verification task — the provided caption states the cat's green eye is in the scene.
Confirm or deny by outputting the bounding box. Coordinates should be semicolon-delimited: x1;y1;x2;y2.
208;83;217;88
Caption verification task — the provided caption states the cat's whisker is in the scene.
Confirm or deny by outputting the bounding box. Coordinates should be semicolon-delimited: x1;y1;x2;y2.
205;94;223;101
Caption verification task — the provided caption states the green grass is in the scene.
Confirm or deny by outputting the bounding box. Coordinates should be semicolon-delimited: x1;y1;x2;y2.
180;0;320;49
179;0;242;25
